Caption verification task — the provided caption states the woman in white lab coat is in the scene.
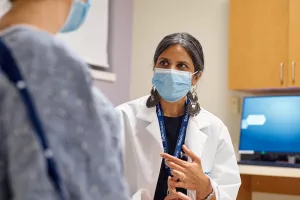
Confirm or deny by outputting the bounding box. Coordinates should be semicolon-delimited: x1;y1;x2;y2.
117;33;241;200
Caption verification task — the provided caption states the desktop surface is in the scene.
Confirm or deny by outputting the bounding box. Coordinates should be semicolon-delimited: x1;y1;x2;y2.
238;163;300;178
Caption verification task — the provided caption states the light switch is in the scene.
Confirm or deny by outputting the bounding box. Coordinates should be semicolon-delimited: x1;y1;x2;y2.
230;96;241;115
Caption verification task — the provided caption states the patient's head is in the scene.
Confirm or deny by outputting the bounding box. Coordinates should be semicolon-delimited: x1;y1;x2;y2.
1;0;72;32
1;0;90;33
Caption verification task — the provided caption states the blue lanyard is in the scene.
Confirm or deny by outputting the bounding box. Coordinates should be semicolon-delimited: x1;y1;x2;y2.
0;38;69;200
156;102;190;175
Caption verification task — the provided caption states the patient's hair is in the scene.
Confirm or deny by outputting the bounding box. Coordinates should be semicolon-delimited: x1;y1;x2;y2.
153;32;205;73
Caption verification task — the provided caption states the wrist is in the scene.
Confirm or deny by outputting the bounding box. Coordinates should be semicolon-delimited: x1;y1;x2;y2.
196;176;213;200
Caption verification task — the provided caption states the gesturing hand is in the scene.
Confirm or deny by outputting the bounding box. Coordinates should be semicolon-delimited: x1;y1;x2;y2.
164;176;191;200
164;191;191;200
160;145;213;200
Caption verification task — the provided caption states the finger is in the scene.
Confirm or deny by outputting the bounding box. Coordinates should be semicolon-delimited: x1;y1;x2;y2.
161;153;188;168
168;179;186;189
170;170;185;181
182;145;201;164
165;191;191;200
165;160;186;172
168;177;177;193
167;188;177;197
164;193;179;200
176;192;192;200
170;174;180;182
171;176;178;181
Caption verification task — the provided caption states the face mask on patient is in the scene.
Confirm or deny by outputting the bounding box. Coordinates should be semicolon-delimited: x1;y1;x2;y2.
0;0;11;19
60;0;91;33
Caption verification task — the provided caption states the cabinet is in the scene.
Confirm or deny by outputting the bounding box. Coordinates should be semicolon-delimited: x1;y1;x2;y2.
228;0;300;90
288;0;300;87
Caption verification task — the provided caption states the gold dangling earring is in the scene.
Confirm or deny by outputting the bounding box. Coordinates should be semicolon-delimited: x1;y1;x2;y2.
187;87;201;116
146;87;160;108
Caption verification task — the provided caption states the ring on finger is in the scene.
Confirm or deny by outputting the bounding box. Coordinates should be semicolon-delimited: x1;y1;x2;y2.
179;172;186;182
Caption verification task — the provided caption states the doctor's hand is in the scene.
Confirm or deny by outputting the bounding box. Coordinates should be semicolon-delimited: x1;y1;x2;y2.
160;145;213;200
164;191;191;200
165;177;191;200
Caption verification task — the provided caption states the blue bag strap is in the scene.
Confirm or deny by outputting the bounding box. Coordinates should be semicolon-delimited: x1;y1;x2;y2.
0;38;69;200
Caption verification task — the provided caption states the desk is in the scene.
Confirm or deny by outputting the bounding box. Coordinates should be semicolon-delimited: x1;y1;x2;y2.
237;165;300;200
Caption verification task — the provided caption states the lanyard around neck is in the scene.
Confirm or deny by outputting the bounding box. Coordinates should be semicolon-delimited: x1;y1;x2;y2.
156;102;190;175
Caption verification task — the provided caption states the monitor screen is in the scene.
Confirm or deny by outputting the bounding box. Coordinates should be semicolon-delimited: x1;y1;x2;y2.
239;96;300;154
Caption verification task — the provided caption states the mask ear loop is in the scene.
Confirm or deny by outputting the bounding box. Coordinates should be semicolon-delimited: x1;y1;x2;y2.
191;71;199;76
190;70;201;87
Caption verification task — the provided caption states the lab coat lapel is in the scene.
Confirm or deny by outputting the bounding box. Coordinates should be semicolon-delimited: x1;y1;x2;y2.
136;101;164;197
136;103;163;153
146;119;163;151
185;112;210;158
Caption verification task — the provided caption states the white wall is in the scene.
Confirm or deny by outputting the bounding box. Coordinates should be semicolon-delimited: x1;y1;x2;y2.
95;0;133;106
130;0;298;199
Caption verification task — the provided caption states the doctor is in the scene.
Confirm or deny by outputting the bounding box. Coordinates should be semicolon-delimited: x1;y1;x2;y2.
117;32;241;200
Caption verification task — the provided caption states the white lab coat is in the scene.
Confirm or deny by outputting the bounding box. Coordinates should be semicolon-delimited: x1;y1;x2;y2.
116;96;241;200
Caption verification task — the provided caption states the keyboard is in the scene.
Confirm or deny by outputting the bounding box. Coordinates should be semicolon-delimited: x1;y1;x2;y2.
238;160;300;168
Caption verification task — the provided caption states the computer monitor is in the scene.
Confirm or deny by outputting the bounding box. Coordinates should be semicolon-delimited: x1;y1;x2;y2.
239;96;300;154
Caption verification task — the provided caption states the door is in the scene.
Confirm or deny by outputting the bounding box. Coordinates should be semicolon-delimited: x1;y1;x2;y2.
228;0;289;90
288;0;300;87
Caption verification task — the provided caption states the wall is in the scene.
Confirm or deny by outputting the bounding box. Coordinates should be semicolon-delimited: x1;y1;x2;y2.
130;0;298;200
95;0;133;106
131;0;236;142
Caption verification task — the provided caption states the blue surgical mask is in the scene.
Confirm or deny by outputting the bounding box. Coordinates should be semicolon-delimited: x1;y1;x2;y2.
60;0;91;33
152;68;197;103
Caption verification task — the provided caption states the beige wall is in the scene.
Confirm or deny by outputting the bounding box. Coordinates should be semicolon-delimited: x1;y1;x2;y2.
130;0;298;199
131;0;240;141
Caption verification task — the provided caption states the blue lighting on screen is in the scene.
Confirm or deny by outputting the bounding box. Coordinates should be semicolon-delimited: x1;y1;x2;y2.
239;96;300;153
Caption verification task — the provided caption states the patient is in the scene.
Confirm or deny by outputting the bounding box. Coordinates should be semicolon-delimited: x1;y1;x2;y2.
0;0;129;200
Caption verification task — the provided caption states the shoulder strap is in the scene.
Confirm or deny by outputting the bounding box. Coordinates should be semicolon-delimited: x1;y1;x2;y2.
0;38;69;200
